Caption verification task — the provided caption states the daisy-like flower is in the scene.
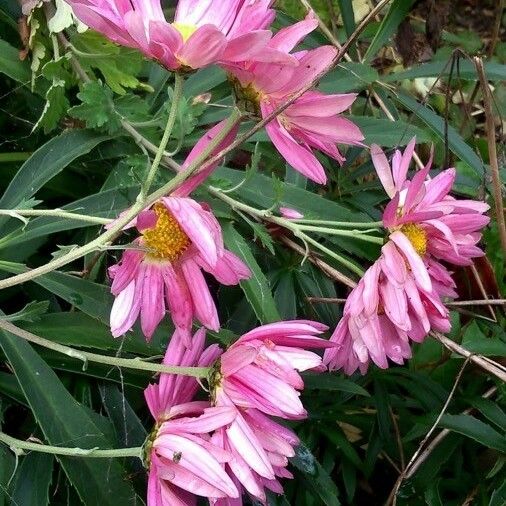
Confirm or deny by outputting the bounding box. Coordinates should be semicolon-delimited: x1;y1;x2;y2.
144;329;239;506
325;138;490;374
371;138;490;266
226;19;364;183
67;0;293;71
109;197;250;342
212;320;333;419
323;241;451;374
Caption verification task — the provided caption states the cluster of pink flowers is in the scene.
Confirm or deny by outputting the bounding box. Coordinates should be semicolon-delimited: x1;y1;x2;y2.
144;322;332;505
324;139;490;374
65;0;491;504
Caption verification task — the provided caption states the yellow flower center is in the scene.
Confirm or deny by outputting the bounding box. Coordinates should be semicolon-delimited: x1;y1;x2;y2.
400;223;427;256
172;22;198;43
142;203;190;261
229;76;263;116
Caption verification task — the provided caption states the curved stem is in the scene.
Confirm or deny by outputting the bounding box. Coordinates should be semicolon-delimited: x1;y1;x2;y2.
0;108;242;291
0;432;142;459
0;209;113;225
142;73;184;198
0;319;210;378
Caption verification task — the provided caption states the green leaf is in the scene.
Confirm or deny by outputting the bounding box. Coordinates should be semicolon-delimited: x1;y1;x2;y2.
350;115;432;146
437;414;506;452
392;90;484;175
291;443;341;506
0;327;141;505
3;301;49;323
382;60;506;83
424;479;443;506
11;453;53;506
336;0;356;38
461;321;506;357
364;0;417;61
0;130;110;229
223;223;280;324
32;80;70;133
467;397;506;432
489;480;506;506
0;39;31;83
319;62;379;93
0;445;15;506
69;81;120;131
21;312;158;355
303;373;370;397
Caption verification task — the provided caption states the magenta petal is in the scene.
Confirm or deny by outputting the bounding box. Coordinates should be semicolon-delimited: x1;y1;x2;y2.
177;24;227;68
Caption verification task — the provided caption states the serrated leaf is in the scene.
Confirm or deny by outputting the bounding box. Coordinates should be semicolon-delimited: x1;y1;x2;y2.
0;326;142;505
70;81;120;131
33;80;70;133
223;223;280;324
10;452;53;506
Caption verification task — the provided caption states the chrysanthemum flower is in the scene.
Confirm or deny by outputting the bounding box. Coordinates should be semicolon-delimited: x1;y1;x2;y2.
144;329;239;506
67;0;293;71
226;21;364;183
323;241;451;374
212;320;333;419
109;197;250;342
371;138;490;266
325;139;489;374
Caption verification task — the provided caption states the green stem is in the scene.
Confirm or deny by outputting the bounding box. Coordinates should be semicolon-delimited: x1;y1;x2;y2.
292;219;383;228
0;319;210;378
0;209;112;225
141;73;184;198
0;432;142;459
295;224;384;245
0;108;242;291
299;233;365;276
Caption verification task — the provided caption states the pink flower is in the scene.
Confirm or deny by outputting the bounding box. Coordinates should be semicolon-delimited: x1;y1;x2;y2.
109;196;250;342
213;321;333;420
324;240;451;375
144;330;239;506
211;405;299;505
279;207;304;219
371;138;490;266
227;21;364;183
67;0;292;71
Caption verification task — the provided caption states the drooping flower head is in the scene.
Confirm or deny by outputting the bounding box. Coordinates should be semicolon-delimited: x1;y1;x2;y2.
226;19;364;183
144;330;239;506
208;320;332;504
109;196;250;342
67;0;293;71
325;139;490;374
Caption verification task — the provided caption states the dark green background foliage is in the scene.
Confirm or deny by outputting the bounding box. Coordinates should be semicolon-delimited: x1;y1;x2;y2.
0;0;505;504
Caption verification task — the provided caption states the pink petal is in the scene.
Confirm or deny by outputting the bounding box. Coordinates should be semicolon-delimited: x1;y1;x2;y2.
177;24;227;69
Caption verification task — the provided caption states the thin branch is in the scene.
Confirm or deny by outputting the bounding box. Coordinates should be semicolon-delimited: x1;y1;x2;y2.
474;57;506;254
305;297;506;307
0;209;112;225
0;319;210;378
389;356;472;505
431;331;506;382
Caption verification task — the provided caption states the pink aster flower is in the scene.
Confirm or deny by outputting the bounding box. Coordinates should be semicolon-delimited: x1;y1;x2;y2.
324;240;451;375
144;330;239;506
213;321;333;420
227;21;364;183
67;0;293;71
371;138;490;266
211;406;299;505
109;196;250;342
